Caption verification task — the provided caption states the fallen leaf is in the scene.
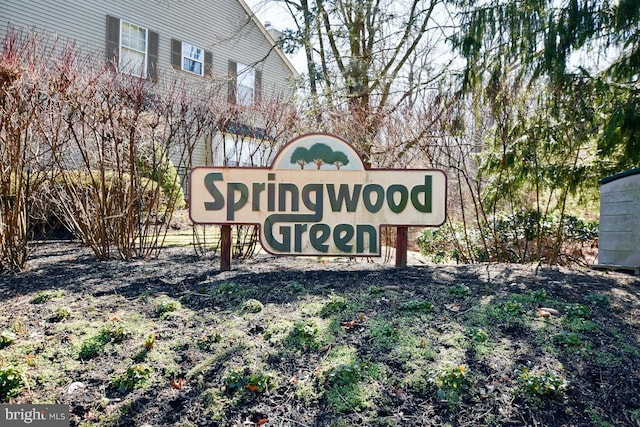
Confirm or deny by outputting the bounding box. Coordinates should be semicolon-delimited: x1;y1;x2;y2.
170;378;184;390
257;419;269;426
289;373;299;385
318;344;331;353
246;384;260;392
445;303;461;312
341;320;359;329
25;354;36;367
394;387;406;401
539;307;560;316
536;308;551;318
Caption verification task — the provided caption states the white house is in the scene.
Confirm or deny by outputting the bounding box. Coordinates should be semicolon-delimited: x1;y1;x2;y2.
0;0;298;169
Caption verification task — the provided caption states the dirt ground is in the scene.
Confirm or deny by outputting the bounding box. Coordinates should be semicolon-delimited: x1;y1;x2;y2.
1;242;639;426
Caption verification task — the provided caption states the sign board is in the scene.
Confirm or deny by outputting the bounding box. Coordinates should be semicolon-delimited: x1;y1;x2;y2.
189;133;447;256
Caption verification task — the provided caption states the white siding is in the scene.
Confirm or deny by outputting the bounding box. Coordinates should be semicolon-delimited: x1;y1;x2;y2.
598;171;640;268
0;0;296;98
0;0;297;172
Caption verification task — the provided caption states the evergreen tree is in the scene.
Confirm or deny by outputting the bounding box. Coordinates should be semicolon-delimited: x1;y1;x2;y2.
452;0;639;171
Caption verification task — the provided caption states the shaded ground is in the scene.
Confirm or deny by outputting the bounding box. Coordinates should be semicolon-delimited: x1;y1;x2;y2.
1;242;639;426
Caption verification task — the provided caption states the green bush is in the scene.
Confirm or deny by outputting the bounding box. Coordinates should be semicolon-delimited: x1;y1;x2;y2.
417;222;487;263
324;363;362;388
448;283;471;297
584;292;609;308
552;331;585;351
403;299;434;313
416;211;598;264
431;365;470;406
78;336;107;360
485;210;598;262
155;299;181;317
197;330;222;351
518;368;567;397
284;321;323;352
136;144;185;210
0;331;17;349
319;294;351;317
241;299;264;314
78;321;132;360
369;319;400;350
31;289;63;304
50;306;72;322
489;299;527;328
0;366;26;401
112;364;152;392
222;367;275;395
467;327;488;343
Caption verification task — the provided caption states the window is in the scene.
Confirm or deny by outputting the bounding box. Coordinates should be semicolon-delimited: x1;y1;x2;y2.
214;134;267;167
228;61;262;106
171;39;212;77
182;42;203;75
120;20;147;77
106;15;158;80
236;63;255;106
213;122;269;166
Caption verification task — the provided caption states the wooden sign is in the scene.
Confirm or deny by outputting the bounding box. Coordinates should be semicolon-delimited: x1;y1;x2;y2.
190;133;447;264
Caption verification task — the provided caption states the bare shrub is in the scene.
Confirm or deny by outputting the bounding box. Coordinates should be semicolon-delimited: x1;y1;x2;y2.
0;30;56;270
190;91;300;259
0;28;216;263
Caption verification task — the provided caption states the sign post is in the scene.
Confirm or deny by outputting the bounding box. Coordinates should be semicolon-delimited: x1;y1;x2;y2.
396;226;408;267
190;133;446;270
220;224;232;271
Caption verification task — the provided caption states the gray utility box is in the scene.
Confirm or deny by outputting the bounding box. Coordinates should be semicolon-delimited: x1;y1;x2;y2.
597;168;640;273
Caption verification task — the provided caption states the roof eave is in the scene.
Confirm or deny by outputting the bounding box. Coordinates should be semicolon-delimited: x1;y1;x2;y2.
235;0;300;79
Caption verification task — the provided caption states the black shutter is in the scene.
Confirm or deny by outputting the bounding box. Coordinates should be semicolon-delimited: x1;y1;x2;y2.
147;30;159;81
204;50;213;77
171;39;182;69
228;61;237;104
105;15;120;71
254;69;262;104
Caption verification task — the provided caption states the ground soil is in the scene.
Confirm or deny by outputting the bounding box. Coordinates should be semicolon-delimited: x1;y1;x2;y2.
1;241;639;426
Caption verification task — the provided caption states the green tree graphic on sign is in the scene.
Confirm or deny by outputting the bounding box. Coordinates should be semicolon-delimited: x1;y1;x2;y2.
331;151;350;170
290;146;312;169
290;143;350;170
